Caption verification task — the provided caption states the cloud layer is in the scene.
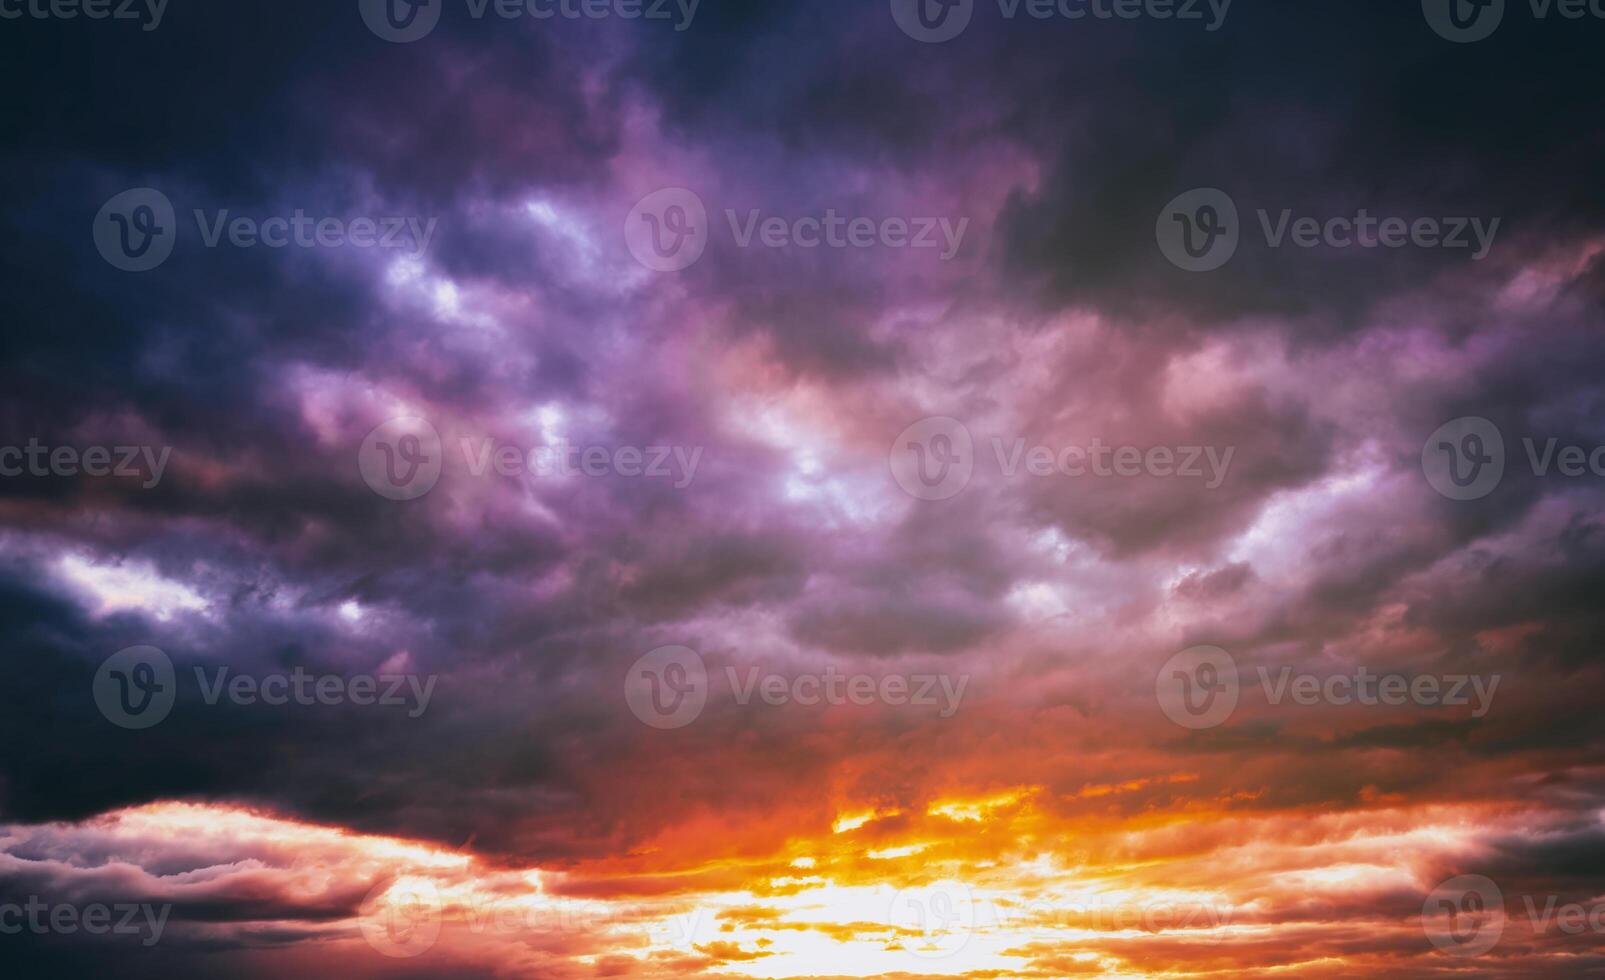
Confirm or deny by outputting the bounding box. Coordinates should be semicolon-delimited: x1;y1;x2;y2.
2;0;1604;976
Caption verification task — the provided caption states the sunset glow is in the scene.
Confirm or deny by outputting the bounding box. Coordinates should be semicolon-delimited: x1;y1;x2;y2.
5;1;1605;978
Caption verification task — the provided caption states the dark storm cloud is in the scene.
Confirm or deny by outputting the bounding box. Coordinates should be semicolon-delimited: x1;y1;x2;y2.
985;2;1605;325
1;1;1604;977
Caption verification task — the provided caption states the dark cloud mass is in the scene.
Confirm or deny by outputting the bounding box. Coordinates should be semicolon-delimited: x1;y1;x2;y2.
2;0;1604;977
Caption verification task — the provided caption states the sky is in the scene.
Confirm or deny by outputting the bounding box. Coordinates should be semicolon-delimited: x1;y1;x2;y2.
3;0;1605;976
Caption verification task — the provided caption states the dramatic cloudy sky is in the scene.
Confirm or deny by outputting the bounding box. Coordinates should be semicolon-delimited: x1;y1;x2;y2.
3;0;1605;976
